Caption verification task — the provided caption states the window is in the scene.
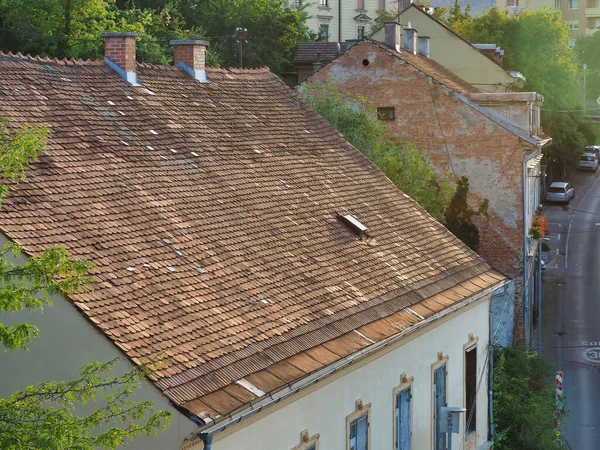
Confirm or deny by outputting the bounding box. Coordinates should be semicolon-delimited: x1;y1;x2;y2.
596;18;600;28
394;375;412;450
568;0;578;9
357;0;365;9
357;26;365;39
378;0;386;10
554;0;560;7
347;400;370;450
377;107;395;120
318;24;329;41
292;0;303;4
433;363;447;450
320;0;329;6
568;38;576;48
465;346;477;435
568;19;579;29
292;430;319;450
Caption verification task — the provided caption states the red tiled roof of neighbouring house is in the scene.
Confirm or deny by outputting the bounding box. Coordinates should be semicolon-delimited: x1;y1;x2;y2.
294;42;346;64
0;51;500;423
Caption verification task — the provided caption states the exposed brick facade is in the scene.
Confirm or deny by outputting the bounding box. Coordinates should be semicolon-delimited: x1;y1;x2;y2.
307;41;544;341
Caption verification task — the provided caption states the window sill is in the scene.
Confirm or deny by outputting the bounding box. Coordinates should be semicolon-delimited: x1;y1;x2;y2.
319;5;331;9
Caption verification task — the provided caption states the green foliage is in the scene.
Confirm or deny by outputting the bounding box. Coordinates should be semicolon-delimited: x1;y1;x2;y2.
440;6;595;169
576;31;600;122
0;120;171;448
187;0;311;72
0;0;310;70
302;85;453;221
493;347;560;449
444;176;480;252
368;9;399;35
0;359;172;449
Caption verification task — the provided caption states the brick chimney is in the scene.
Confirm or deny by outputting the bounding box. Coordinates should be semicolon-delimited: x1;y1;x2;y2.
171;40;209;83
100;32;141;86
403;27;417;55
418;36;430;58
384;21;401;52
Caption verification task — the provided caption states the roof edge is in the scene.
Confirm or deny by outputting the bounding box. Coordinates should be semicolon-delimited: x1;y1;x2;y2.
188;272;508;438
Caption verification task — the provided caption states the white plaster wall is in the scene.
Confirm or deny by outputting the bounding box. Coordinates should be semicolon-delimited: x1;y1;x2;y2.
0;234;195;450
300;0;386;42
212;296;492;450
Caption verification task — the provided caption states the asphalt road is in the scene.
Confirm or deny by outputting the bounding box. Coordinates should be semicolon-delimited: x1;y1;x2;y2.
541;168;600;450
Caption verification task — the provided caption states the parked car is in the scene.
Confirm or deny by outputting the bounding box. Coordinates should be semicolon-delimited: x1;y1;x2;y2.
579;152;599;171
585;145;600;159
546;182;574;203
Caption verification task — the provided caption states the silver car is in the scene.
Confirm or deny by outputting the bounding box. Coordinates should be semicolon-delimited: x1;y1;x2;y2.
546;182;574;203
579;152;599;171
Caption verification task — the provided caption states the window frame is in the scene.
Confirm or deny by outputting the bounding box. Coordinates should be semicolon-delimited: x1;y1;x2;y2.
431;352;449;450
319;0;329;7
346;399;371;450
393;373;413;450
463;335;479;439
357;0;366;10
568;0;578;10
318;23;329;41
357;26;365;39
378;0;386;10
377;107;395;121
291;430;320;450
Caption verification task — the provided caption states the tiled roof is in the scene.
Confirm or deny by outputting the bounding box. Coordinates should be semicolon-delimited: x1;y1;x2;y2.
0;52;494;420
366;40;479;95
294;42;346;64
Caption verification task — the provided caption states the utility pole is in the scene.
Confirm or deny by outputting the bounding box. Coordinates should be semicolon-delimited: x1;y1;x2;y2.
235;27;247;69
583;63;587;116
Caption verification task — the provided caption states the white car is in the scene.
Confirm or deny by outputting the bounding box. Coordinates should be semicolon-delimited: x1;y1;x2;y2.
546;182;574;203
579;152;598;171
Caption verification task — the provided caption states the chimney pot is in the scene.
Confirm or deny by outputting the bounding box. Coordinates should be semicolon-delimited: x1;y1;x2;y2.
384;21;401;51
171;39;210;83
418;36;430;58
101;32;141;86
403;27;418;55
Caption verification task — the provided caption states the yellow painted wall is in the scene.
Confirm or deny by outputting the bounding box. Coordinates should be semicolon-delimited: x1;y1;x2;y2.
371;7;517;92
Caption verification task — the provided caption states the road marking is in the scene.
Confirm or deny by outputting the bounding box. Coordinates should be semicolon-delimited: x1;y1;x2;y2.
566;222;571;269
558;234;561;241
583;347;600;362
556;248;560;255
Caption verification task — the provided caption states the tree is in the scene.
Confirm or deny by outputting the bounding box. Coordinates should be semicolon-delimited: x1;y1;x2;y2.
302;85;453;221
0;119;171;449
493;347;561;449
440;7;595;172
183;0;311;72
575;31;600;122
444;176;480;252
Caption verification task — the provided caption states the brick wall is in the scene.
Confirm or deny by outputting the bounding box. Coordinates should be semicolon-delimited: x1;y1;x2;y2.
308;42;532;281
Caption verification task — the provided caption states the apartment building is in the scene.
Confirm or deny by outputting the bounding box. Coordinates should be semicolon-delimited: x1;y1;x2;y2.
291;0;388;42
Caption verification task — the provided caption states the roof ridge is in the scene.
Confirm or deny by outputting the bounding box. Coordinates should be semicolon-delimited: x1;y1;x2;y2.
0;50;104;66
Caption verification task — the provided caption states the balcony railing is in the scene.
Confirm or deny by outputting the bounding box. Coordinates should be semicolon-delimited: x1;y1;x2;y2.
586;7;600;16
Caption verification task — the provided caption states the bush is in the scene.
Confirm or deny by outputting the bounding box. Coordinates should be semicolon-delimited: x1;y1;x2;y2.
493;347;561;449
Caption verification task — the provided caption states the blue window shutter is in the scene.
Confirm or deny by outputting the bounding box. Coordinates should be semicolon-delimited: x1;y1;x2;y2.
396;388;412;450
350;414;368;450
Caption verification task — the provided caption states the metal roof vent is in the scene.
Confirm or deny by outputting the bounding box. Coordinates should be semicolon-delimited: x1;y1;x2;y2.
337;213;368;237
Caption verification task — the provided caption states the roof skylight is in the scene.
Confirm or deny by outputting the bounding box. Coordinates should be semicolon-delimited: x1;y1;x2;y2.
338;213;368;235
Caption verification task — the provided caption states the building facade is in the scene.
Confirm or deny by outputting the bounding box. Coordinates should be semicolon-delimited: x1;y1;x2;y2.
293;0;388;42
0;32;507;449
370;5;525;93
306;28;550;344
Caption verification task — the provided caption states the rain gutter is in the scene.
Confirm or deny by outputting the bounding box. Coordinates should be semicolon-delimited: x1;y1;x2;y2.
192;278;508;438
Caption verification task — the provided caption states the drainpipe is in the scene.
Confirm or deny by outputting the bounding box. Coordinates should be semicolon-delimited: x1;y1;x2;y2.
199;432;213;450
523;144;542;349
338;0;342;42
